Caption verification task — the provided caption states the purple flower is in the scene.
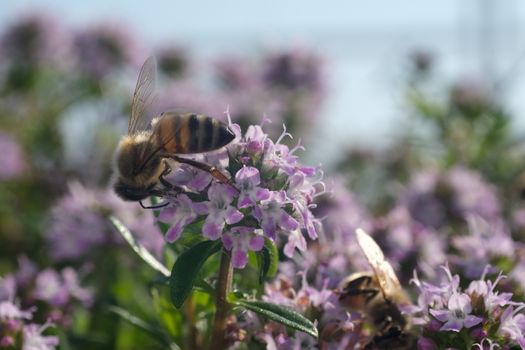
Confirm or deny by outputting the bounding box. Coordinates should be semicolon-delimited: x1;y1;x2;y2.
158;194;198;242
222;227;264;268
497;305;525;344
452;216;514;278
235;166;271;208
166;162;212;192
73;23;138;79
33;268;93;308
253;191;298;240
262;47;324;92
466;273;512;314
429;292;483;332
156;119;324;269
22;323;59;350
1;13;71;66
34;270;69;307
0;132;26;180
47;182;164;261
198;183;243;240
401;167;501;229
156;45;189;78
0;301;32;321
283;229;307;258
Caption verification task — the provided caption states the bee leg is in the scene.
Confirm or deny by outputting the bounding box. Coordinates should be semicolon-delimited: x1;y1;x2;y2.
170;155;238;190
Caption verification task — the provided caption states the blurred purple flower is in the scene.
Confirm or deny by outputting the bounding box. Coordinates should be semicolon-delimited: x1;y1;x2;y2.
214;57;258;91
73;23;138;79
156;45;190;78
262;47;324;92
22;323;59;350
497;305;525;346
452;216;514;278
401;167;500;229
34;268;92;308
46;182;164;261
0;13;71;65
0;301;32;321
0;132;26;180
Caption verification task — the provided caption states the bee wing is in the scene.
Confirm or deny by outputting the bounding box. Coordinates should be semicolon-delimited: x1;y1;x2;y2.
129;56;157;135
355;228;402;300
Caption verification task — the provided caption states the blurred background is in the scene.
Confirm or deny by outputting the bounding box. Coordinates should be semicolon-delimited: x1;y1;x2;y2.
3;0;525;163
3;1;525;348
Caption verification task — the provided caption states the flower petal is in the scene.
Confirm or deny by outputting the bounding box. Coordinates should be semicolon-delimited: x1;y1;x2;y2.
249;235;264;251
464;315;483;328
440;318;463;332
279;211;299;231
232;250;248;269
429;309;450;322
202;220;223;240
225;206;243;225
166;223;183;243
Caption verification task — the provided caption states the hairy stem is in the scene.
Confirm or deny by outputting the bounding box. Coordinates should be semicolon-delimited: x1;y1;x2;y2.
209;248;233;350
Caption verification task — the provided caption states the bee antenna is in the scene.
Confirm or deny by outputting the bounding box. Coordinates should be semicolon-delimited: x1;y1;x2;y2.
139;200;169;209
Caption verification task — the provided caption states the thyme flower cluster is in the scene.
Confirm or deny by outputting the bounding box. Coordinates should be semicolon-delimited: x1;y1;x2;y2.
409;264;525;349
158;118;325;268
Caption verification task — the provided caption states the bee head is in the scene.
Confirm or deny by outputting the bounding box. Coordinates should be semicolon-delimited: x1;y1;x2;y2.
113;180;156;201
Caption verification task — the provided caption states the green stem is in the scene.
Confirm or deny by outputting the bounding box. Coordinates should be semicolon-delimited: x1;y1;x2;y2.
209;248;233;350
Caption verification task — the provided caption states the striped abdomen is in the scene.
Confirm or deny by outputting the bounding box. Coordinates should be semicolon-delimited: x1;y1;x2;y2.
154;112;235;154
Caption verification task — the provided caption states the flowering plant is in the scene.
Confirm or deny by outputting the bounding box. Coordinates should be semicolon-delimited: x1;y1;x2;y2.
410;264;525;349
110;117;324;349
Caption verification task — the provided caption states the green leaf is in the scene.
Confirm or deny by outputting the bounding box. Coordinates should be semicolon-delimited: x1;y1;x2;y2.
108;305;177;348
109;216;170;277
258;238;278;284
170;240;222;308
234;300;318;338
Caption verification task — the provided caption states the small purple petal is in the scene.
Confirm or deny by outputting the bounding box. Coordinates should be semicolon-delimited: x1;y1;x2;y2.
232;250;248;269
238;193;255;208
440;319;463;332
158;207;176;222
464;315;483;328
203;221;222;240
255;188;271;201
429;309;450;322
193;202;209;215
166;223;183;243
283;230;306;258
262;219;277;240
225;206;243;225
222;234;234;250
300;166;316;176
249;235;264;251
235;166;261;187
279;212;299;231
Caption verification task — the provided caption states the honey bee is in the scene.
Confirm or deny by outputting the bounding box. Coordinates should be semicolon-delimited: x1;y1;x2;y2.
338;229;415;350
113;57;235;204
